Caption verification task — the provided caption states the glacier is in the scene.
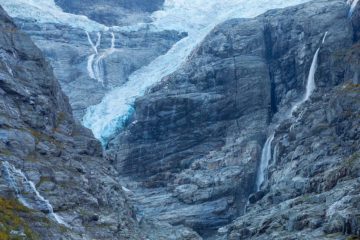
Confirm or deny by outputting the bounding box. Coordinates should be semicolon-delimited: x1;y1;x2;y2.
0;0;108;31
0;0;314;144
82;0;312;144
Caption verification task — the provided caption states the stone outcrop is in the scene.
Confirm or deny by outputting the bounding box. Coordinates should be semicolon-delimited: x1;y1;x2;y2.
1;0;360;239
0;6;142;239
106;0;360;238
14;20;184;119
0;5;201;240
221;82;360;240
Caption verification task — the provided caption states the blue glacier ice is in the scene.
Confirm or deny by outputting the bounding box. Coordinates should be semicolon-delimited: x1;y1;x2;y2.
83;0;312;144
0;0;108;31
0;0;313;144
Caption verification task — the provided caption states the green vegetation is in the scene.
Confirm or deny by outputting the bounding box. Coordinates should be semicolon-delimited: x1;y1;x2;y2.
344;152;360;169
0;197;39;240
55;112;67;127
0;149;12;157
342;83;360;93
347;236;360;240
26;128;63;148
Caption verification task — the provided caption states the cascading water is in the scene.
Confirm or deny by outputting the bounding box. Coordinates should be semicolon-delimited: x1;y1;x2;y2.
304;48;320;101
322;31;328;44
290;46;320;115
2;161;68;226
256;33;326;190
86;31;101;54
86;32;117;86
82;0;312;144
256;133;275;190
348;0;359;16
0;0;314;144
86;32;101;81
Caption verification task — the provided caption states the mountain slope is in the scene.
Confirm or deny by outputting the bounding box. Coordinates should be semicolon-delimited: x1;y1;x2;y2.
0;5;142;239
106;0;360;238
0;0;359;239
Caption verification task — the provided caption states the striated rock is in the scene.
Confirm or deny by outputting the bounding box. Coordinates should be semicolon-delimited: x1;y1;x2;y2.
106;0;360;238
14;20;184;119
222;83;360;240
1;0;359;239
0;5;143;239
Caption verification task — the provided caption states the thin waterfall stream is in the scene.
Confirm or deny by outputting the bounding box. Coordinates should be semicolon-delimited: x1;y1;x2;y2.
256;33;325;191
2;161;68;227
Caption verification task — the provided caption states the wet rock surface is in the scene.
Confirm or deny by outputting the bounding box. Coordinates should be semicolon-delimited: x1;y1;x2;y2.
0;5;143;239
0;4;200;240
1;0;360;239
13;20;184;119
221;82;360;240
106;0;360;238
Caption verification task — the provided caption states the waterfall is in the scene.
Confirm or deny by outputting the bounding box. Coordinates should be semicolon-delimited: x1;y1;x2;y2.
290;32;325;116
86;31;102;81
87;54;96;79
2;161;26;205
2;161;68;226
304;48;320;102
256;33;325;191
256;133;275;190
348;0;359;16
272;143;279;166
86;31;101;54
86;32;117;86
82;0;312;144
27;181;68;226
322;31;328;44
110;32;115;49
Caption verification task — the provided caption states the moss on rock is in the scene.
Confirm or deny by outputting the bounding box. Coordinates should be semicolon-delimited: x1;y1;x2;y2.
0;197;39;240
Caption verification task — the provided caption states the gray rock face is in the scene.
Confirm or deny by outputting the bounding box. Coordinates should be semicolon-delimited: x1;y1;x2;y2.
1;0;359;239
55;0;164;26
222;83;360;240
13;20;184;119
106;0;360;238
109;16;271;235
0;6;142;239
0;5;200;240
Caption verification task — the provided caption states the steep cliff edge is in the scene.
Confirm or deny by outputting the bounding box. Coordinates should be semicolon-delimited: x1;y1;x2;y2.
1;0;359;239
0;0;184;120
0;6;142;239
106;0;360;238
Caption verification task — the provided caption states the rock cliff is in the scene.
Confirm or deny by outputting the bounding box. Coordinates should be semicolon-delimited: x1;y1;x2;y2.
0;0;359;239
0;0;184;119
106;0;360;238
0;5;142;239
20;23;184;119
